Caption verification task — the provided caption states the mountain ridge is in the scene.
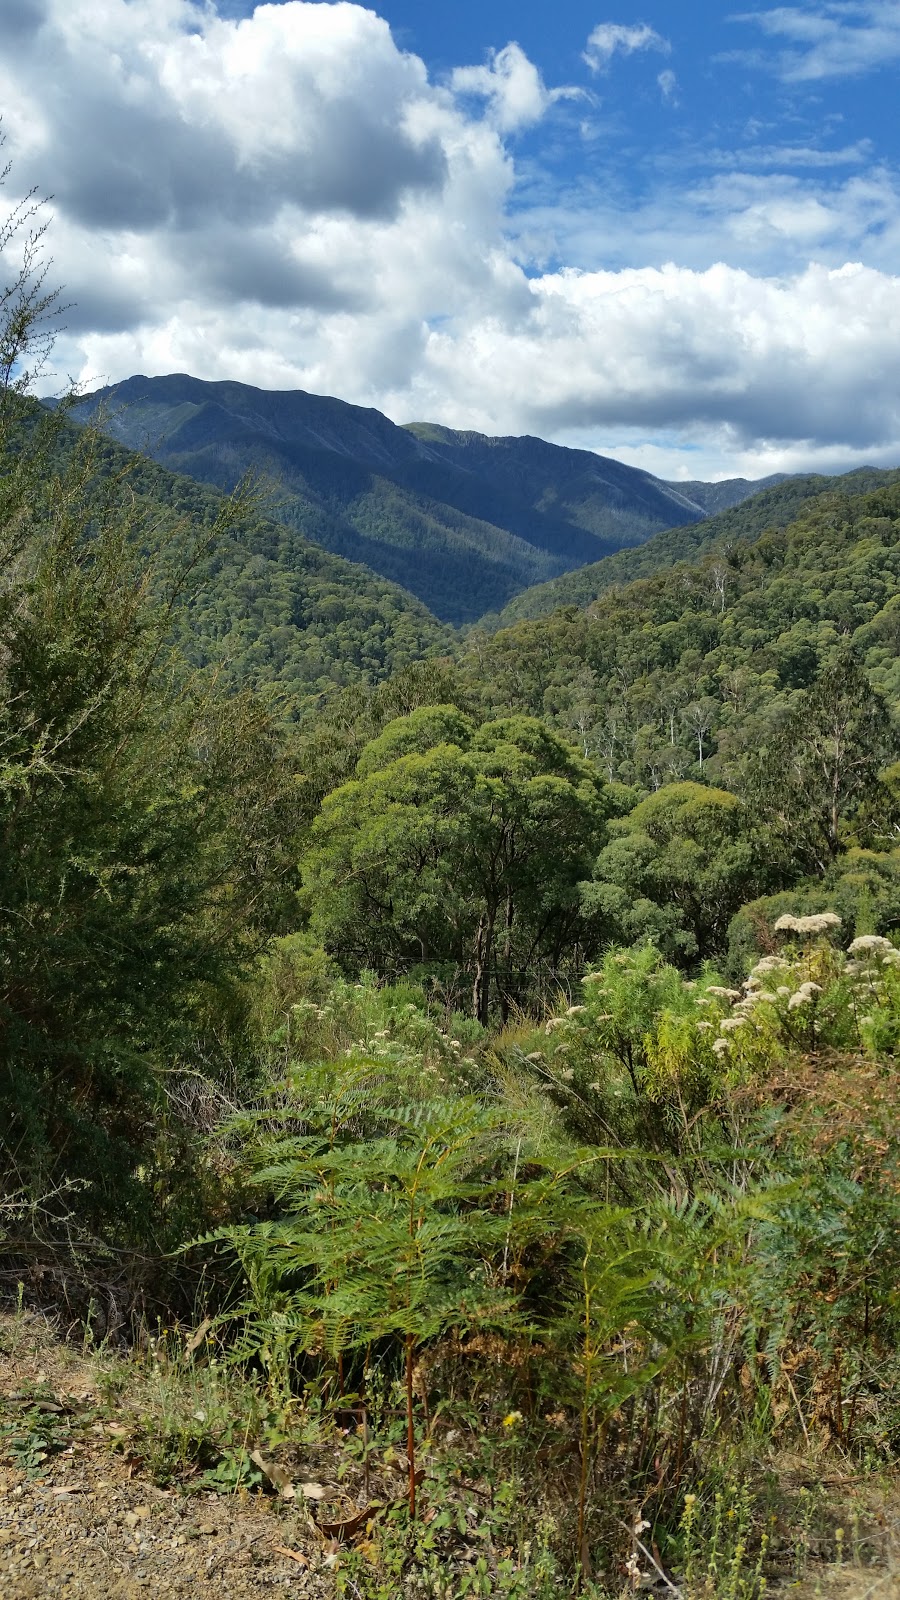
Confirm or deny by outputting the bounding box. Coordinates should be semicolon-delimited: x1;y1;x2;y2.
71;373;785;625
489;467;900;627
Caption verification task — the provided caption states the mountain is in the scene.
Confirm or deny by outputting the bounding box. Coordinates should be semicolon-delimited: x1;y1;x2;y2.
490;467;900;626
460;475;900;791
72;374;776;626
661;474;790;517
35;410;452;709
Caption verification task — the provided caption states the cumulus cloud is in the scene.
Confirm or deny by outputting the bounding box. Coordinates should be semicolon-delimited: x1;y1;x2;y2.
735;1;900;81
8;0;447;228
583;22;670;73
409;261;900;457
2;0;900;482
450;42;579;133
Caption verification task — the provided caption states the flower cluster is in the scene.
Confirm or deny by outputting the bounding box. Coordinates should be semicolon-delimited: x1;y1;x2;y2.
773;911;842;936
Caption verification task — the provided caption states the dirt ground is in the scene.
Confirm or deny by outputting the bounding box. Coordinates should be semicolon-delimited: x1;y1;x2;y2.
0;1314;335;1599
1;1310;898;1600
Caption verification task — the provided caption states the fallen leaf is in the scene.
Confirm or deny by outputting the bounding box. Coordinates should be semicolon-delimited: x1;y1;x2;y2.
273;1545;310;1568
318;1504;381;1541
300;1482;328;1501
249;1449;296;1499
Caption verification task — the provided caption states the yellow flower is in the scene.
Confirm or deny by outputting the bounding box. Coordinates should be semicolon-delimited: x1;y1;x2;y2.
502;1410;523;1429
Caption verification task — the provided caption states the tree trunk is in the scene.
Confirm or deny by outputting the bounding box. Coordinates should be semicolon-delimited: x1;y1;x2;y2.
499;893;513;1022
472;909;495;1026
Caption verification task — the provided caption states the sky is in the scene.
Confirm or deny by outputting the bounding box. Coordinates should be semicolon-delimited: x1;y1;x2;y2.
2;1;900;480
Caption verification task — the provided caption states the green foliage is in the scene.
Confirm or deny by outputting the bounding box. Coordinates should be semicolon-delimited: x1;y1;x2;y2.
301;712;608;1021
495;466;900;626
585;782;763;960
464;482;900;803
0;1398;71;1479
0;409;299;1244
744;651;898;876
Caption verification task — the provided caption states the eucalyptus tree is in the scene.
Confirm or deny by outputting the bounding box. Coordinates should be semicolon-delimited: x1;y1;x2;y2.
301;710;608;1021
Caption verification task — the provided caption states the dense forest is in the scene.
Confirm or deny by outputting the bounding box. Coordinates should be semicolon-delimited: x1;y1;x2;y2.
74;372;763;625
2;179;899;1600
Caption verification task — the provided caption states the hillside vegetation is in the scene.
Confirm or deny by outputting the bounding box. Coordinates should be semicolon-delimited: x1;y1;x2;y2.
35;410;453;707
494;467;900;624
3;208;900;1598
73;373;761;624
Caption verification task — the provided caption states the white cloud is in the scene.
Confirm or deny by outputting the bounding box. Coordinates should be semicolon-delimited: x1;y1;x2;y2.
505;162;900;281
2;0;900;483
450;42;580;133
657;68;678;102
407;261;900;460
583;22;670;73
735;2;900;81
711;140;873;169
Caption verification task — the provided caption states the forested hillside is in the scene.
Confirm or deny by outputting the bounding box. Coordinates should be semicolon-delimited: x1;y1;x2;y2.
36;413;452;705
5;231;900;1595
494;466;900;624
71;373;774;624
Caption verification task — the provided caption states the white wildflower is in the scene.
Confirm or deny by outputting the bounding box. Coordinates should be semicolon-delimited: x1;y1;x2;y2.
719;1016;746;1031
566;1005;586;1016
788;991;811;1009
706;986;742;1000
776;985;791;997
776;911;841;936
696;1021;713;1031
750;956;789;976
712;1037;730;1055
848;935;894;955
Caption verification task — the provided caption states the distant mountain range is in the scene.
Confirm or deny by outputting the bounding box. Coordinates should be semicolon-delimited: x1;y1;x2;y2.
71;374;786;625
491;468;900;626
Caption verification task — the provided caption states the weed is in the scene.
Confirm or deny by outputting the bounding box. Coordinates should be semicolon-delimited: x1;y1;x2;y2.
0;1395;72;1479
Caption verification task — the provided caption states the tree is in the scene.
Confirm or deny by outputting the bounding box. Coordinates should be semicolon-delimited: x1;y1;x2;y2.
586;781;761;961
0;155;299;1240
0;128;64;405
301;712;608;1021
745;651;899;877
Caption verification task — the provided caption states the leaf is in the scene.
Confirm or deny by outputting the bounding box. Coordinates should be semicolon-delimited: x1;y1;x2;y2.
185;1317;213;1356
249;1449;295;1498
300;1482;328;1501
273;1545;310;1568
317;1504;381;1541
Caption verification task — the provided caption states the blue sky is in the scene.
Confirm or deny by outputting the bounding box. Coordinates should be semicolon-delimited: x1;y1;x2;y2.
383;0;900;278
2;0;900;479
